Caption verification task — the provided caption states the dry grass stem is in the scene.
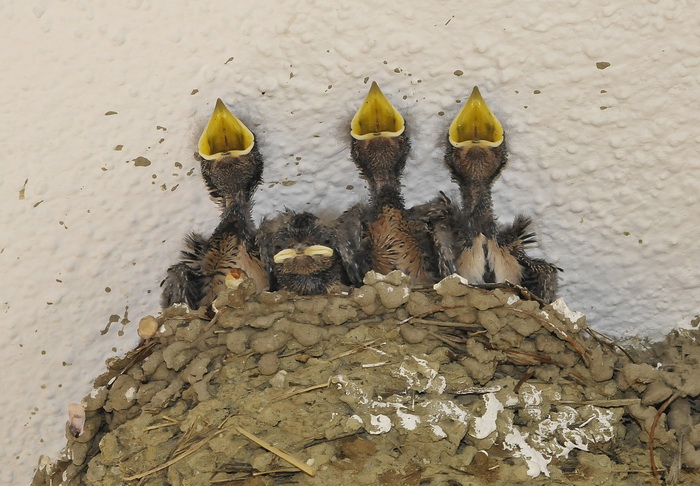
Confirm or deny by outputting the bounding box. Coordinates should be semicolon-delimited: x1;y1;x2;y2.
235;426;315;476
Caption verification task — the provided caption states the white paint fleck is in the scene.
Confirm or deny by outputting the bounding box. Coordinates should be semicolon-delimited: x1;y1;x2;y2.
433;273;470;292
396;408;421;430
507;294;520;305
349;415;364;426
124;386;137;401
473;393;504;439
362;361;387;368
503;428;551;478
368;414;392;434
431;424;447;438
519;384;544;421
551;298;585;324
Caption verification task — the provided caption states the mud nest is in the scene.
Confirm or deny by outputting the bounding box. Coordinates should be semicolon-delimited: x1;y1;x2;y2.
32;272;700;485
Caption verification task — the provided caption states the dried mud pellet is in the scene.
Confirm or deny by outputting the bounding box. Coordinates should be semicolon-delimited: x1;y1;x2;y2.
258;353;280;376
137;315;159;340
291;322;324;347
182;356;210;384
688;424;700;447
106;375;139;411
364;269;408;286
81;386;108;412
248;311;285;329
533;364;561;383
322;299;358;325
680;374;700;396
352;285;377;307
535;333;565;354
136;380;169;405
295;297;328;315
433;274;470;297
478;310;506;334
375;282;410;309
250;330;290;354
466;290;502;310
588;346;615;382
175;319;206;342
161;304;190;319
152;361;176;381
668;397;692;430
640;381;673;405
162;341;195;371
258;291;289;305
269;370;288;388
406;291;435;316
400;324;428;344
551;349;579;369
71;441;90;466
681;446;700;469
511;316;542;337
218;311;245;329
620;363;659;392
225;329;252;354
461;357;496;383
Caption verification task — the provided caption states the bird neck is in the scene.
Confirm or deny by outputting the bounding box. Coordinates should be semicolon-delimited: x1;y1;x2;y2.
459;182;497;239
371;183;405;212
213;198;257;248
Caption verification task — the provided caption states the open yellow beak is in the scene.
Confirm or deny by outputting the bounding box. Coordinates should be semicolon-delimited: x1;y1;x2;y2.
273;245;334;264
198;99;255;160
449;87;504;148
351;81;405;140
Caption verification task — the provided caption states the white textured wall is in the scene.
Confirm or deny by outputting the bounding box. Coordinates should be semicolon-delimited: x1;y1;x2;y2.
1;0;698;482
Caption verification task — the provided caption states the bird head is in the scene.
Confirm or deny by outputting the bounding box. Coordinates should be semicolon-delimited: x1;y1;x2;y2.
270;212;337;276
350;82;410;187
197;99;263;207
445;86;507;185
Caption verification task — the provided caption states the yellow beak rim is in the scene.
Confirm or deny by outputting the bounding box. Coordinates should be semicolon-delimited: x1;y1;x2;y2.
351;81;405;140
198;99;255;160
273;245;334;264
449;86;504;148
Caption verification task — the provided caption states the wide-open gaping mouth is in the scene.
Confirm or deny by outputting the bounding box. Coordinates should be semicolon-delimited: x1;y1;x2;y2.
198;99;255;160
449;86;503;148
351;81;405;140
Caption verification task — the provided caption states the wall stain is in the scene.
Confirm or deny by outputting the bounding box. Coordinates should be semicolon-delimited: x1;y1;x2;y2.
133;156;151;167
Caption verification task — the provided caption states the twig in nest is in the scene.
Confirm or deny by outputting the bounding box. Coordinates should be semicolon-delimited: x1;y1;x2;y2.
144;415;179;431
302;429;366;449
106;340;158;388
397;305;469;325
649;390;680;480
409;318;481;330
426;330;468;351
192;307;227;347
328;339;384;361
507;308;589;363
586;327;635;363
235;426;315;476
123;424;233;481
272;378;332;402
449;385;501;395
558;398;640;407
253;468;304;476
514;371;535;393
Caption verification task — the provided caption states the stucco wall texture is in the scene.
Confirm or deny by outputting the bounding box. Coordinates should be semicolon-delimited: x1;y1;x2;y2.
1;0;698;482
